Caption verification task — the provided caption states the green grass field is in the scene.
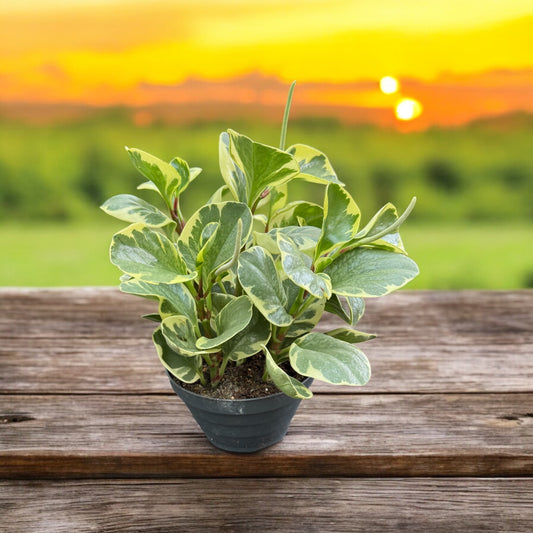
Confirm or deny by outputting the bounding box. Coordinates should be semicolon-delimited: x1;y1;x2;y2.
1;222;531;289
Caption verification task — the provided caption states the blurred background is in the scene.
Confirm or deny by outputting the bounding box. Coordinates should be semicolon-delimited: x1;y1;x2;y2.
1;0;532;288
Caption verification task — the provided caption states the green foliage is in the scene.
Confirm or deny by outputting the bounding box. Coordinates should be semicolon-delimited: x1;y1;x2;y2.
102;86;419;398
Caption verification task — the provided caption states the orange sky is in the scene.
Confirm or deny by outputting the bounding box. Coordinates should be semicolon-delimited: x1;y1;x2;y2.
1;0;532;128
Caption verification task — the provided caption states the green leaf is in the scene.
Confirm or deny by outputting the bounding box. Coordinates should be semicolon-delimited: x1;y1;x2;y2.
325;295;365;326
211;292;236;314
196;295;253;350
153;328;200;383
110;224;196;284
286;296;326;338
289;332;371;386
255;225;321;255
278;234;332;299
178;202;252;276
346;296;365;325
287;144;343;186
126;147;184;203
228;129;300;207
269;201;323;229
263;346;313;399
324;247;419;297
119;278;197;322
351;197;416;246
369;232;407;254
325;328;376;343
208;185;229;204
101;194;175;228
237;246;293;327
170;157;200;195
219;132;248;203
316;183;360;257
223;308;271;361
162;315;209;356
268;183;288;219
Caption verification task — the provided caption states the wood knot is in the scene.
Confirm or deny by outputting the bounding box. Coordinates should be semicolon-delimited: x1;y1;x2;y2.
1;414;35;424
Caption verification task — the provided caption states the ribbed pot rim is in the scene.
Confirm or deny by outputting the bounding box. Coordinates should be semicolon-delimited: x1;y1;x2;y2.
167;371;313;405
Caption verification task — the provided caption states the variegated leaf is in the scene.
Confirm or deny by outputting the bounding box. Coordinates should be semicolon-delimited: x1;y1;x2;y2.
289;332;371;386
237;246;293;327
269;201;323;229
324;295;365;327
228;129;300;207
263;346;313;399
126;147;185;202
223;308;271;361
287;144;343;186
196;295;253;350
316;183;360;257
325;328;376;343
278;234;331;299
110;224;196;284
178;201;252;275
100;194;174;228
324;247;419;297
286;296;326;338
219;132;247;203
255;226;321;255
119;278;197;322
153;328;200;383
162;315;209;356
351;197;416;246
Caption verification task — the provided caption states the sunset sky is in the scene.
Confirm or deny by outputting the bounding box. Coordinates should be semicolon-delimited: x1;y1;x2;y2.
1;0;532;128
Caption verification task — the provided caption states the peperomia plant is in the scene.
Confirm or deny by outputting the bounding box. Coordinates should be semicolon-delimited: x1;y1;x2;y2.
101;83;419;399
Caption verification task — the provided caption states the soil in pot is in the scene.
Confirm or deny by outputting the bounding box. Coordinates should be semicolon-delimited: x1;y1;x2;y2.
175;353;305;400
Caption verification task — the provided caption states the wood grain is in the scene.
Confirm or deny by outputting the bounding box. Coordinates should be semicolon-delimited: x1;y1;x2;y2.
1;288;532;394
1;478;532;533
2;393;532;478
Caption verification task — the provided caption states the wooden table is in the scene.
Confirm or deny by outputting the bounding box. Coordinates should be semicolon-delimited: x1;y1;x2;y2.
1;288;532;532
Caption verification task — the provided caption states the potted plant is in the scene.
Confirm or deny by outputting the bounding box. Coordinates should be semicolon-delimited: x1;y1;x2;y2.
101;83;419;452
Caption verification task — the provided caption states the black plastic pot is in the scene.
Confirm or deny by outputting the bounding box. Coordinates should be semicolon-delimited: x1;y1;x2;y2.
167;373;313;453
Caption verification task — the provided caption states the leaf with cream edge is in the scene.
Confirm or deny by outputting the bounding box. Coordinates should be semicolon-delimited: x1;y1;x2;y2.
100;194;175;229
120;278;197;322
315;183;361;258
237;246;293;327
277;234;332;299
126;147;186;204
263;346;313;399
287;144;344;186
270;201;323;229
255;225;321;256
110;224;196;284
289;332;371;386
153;328;201;383
196;295;253;350
324;247;419;298
350;197;416;247
219;133;247;203
325;328;376;344
162;315;211;356
228;129;301;207
137;167;201;196
325;294;365;326
222;308;271;361
177;201;252;274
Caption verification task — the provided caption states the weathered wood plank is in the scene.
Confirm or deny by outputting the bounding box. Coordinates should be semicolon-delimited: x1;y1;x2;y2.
1;394;532;478
1;288;532;394
1;478;532;533
2;288;531;344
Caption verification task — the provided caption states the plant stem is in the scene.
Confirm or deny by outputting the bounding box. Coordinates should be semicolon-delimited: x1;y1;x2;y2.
279;81;296;151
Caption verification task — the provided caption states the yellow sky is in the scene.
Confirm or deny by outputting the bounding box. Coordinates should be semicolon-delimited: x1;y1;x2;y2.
0;0;532;126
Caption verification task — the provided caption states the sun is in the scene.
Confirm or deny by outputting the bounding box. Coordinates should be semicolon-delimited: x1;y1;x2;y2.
380;76;399;94
395;98;423;121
